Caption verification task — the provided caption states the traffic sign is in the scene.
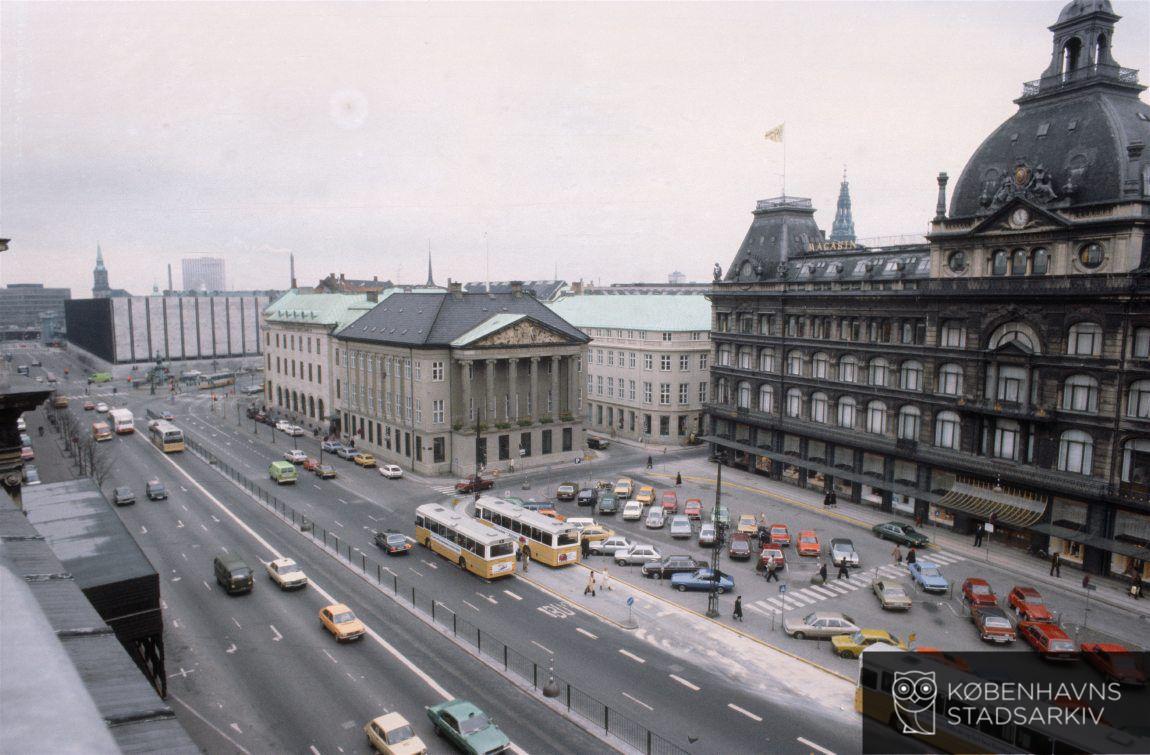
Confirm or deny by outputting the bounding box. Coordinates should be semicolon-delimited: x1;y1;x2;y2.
778;584;788;593
626;596;635;607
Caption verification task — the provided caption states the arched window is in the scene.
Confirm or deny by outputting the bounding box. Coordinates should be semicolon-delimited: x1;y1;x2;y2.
736;381;751;409
868;358;890;387
1078;242;1104;269
993;365;1028;402
1031;248;1049;275
1130;327;1150;360
811;392;829;423
786;350;803;376
1096;33;1109;65
759;348;775;372
991;250;1008;276
1061;37;1082;79
786;388;803;418
837;397;857;428
718;346;732;366
812;352;830;379
897;406;921;441
758;384;774;413
1067;322;1103;356
989;322;1040;353
1128;380;1150;419
937;363;964;395
866;401;888;434
1011;249;1028;276
1058;430;1094;475
1121;438;1150;485
276;385;284;406
993;419;1021;460
839;355;858;383
318;398;325;420
900;361;923;391
1062;374;1099;413
738;347;753;370
308;395;316;418
934;411;961;449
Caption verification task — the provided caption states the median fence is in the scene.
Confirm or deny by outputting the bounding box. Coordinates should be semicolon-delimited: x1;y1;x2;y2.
183;435;690;755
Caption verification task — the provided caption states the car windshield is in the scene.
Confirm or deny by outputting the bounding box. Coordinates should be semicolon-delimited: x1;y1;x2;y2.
849;632;865;644
971;583;991;594
1050;640;1076;652
921;567;941;578
386;534;406;545
772;527;785;534
801;536;815;544
985;616;1011;628
459;714;490;735
885;586;907;597
386;725;415;744
1025;594;1045;605
333;611;357;623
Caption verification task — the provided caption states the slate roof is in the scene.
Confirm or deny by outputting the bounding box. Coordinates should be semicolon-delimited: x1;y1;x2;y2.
462;280;569;302
548;293;712;332
337;292;589;347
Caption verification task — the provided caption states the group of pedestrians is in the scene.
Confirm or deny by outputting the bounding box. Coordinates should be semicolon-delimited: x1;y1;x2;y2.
583;568;612;596
889;544;916;565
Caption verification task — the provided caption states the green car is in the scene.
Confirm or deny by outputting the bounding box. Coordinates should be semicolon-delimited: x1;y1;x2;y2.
871;521;929;548
426;699;510;754
708;506;731;526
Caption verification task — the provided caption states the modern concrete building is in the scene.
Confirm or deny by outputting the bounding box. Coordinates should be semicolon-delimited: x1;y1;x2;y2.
0;284;71;329
181;257;227;292
549;292;712;444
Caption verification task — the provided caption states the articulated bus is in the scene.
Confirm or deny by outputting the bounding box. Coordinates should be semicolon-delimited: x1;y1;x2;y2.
148;420;185;453
198;372;235;390
474;497;581;567
414;503;516;579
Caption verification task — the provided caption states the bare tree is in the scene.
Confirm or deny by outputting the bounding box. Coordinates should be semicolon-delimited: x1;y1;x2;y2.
81;436;116;490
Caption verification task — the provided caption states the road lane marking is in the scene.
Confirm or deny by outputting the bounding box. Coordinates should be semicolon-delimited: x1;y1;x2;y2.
202;581;212;591
746;603;775;617
575;627;598;639
168;694;252;755
669;674;700;691
225;643;237;654
232;617;242;629
177;519;185;528
503;590;522;601
618;649;646;664
140;525;148;534
531;640;554;655
338;498;348;504
728;703;762;722
622;692;654;711
270;625;283;642
323;649;338;664
408;567;424;577
313;484;321;490
764;597;784;607
229;723;243;734
334;520;344;528
462;600;481;612
798;737;836;755
477;592;498;605
211;515;221;523
809;585;837;598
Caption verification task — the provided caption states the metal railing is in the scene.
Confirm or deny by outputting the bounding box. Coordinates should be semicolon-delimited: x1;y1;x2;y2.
1020;64;1139;99
182;434;689;755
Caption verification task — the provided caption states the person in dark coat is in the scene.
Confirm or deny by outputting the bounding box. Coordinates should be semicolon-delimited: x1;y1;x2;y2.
906;547;917;565
973;523;984;548
732;596;744;621
646;455;653;469
837;560;850;580
828;491;837;508
818;562;828;584
1050;552;1061;577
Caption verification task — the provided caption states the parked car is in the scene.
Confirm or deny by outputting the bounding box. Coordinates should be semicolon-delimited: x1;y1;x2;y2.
614;478;634;499
284;449;308;464
971;605;1016;644
319;603;366;642
425;699;510;755
829;538;859;568
112;486;135;506
660;491;678;514
735;514;758;536
669;515;693;539
961;578;998;607
728;533;753;560
783;611;860;640
641;555;704;579
872;521;930;548
684;499;703;520
644;508;666;529
284;425;305;437
374;530;413;555
872;580;912;611
698;522;717;547
1018;621;1078;661
556;482;578;501
588;535;632;556
145;479;168;500
455;475;494;493
672;568;734;594
95;402;109;413
265;557;308;590
353;452;377;468
908;561;949;593
1007;586;1053;622
20;446;34;461
379;464;404;479
578;524;615;543
1080;643;1147;686
314;464;337;479
576;488;598;507
757;546;786;572
364;711;427;755
614;544;662;566
597;495;619;515
321;440;344;454
635;486;656;506
335;446;359;460
767;523;791;547
831;629;906;659
586;436;610;450
22;465;41;486
796;530;820;557
622;501;643;521
708;506;731;527
83;400;96;410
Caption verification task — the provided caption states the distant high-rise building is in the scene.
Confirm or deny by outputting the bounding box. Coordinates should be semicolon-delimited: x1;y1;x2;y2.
829;169;857;243
668;271;686;285
182;257;227;292
0;284;72;329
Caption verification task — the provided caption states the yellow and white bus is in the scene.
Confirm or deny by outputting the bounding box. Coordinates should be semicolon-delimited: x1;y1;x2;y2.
474;497;581;567
148;420;185;453
414;503;516;579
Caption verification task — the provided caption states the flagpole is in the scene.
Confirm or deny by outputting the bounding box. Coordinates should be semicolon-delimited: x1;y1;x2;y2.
782;135;787;197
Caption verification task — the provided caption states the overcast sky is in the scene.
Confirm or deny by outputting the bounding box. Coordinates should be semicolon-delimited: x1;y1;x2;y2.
2;1;1148;296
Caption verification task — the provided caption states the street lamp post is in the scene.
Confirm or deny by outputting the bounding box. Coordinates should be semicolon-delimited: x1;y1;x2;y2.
706;450;728;619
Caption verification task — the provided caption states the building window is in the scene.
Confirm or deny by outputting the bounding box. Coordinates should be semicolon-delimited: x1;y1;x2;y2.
432;361;444;381
1010;249;1028;276
993;419;1020;460
562;427;573;452
989;322;1039;352
699;353;708;370
699;382;709;404
679;383;689;405
317;366;322;384
679;354;689;371
645;353;655;370
838;356;858;383
414;399;423;424
786;350;803;376
934;411;961;449
662;332;672;341
939;321;966;348
1128;380;1150;418
811;392;828;423
1058;430;1094;474
660;383;671;405
643;382;653;404
1131;327;1150;359
1061;374;1098;413
897;406;921;441
1031;248;1049;275
596;376;603;395
868;358;890;387
607;377;614;397
433;436;445;463
759;349;775;372
735;382;750;409
607;351;615;367
900;361;923;391
660;355;672;371
628;352;636;369
991;249;1008;276
837;397;856;427
812;352;829;379
542;429;552;455
866;401;888;434
659;415;670;435
1078;242;1104;269
628;380;636;400
432;399;444;424
759;384;774;413
1067;322;1102;356
643;414;652;434
738;348;752;370
937;363;964;395
596;348;603;365
995;365;1027;402
786;388;803;418
946;250;967;273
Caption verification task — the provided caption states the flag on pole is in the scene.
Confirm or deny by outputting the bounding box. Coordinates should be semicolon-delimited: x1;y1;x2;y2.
763;123;785;142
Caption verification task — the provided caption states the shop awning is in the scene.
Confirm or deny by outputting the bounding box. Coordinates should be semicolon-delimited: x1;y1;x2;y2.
934;478;1047;528
1030;523;1150;560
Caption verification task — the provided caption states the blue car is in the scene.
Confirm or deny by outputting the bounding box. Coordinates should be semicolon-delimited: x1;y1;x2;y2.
671;568;735;594
321;440;344;454
426;699;511;754
908;561;949;593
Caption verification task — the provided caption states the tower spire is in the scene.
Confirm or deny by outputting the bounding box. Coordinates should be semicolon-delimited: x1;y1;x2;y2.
92;243;111;297
426;242;435;287
830;168;857;244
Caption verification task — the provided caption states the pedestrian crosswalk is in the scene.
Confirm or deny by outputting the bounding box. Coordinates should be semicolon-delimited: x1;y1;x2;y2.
431;485;460;496
746;549;967;617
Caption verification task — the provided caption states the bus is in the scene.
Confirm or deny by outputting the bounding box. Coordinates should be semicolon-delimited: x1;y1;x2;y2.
92;422;113;442
148;420;185;453
108;408;135;434
414;503;516;579
474;497;581;567
198;372;235;390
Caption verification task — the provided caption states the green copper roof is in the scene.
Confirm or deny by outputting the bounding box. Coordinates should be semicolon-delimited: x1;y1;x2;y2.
548;293;711;332
263;290;373;328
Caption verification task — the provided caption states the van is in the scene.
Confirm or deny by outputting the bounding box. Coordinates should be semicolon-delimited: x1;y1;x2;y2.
213;555;254;595
269;461;298;484
614;478;634;499
89;372;113;383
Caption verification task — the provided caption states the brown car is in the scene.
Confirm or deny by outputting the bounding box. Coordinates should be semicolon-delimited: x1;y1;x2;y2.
971;605;1016;644
728;532;752;560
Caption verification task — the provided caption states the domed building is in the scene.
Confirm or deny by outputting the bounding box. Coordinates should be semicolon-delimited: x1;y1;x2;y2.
706;1;1150;579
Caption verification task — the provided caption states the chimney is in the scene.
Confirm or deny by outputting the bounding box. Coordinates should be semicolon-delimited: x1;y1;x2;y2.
366;290;378;303
935;172;949;221
510;280;523;298
167;264;173;294
572;280;584;296
290;253;297;289
448;280;463;299
372;275;378;282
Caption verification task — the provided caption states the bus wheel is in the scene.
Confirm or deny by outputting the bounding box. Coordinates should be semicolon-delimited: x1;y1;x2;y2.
839;650;854;659
458;557;466;570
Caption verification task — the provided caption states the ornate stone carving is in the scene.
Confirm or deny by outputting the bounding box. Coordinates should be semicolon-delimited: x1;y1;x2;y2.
713;262;723;280
979;161;1061;211
471;320;567;347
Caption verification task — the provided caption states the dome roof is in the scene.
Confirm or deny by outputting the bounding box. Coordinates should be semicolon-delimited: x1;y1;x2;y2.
1057;0;1114;25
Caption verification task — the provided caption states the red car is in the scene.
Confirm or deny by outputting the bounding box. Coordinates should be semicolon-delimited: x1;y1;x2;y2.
756;546;786;572
684;499;703;520
1080;643;1147;686
796;530;820;557
1019;621;1078;661
961;578;998;608
20;446;34;461
302;457;320;472
1008;586;1053;622
728;532;752;560
768;524;791;547
660;491;678;514
83;400;96;410
970;605;1016;644
455;475;495;493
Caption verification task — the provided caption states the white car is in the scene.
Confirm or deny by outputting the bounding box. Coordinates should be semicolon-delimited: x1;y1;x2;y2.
16;418;25;432
275;420;291;432
95;402;109;413
614;544;662;566
284;425;305;437
588;535;632;555
379;464;404;479
265;557;308;590
669;515;693;539
622;501;643;521
565;517;596;530
283;449;308;464
644;509;666;529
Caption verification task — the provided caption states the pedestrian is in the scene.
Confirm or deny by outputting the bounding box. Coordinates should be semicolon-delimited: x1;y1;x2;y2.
818;561;828;584
584;571;597;597
581;537;591;560
765;558;779;582
675;472;682;486
602;567;613;591
823;491;832;508
646;455;653;470
906;547;917;565
1050;551;1061;578
733;595;744;622
892;544;903;565
519;538;529;573
837;560;850;580
828;491;837;508
973;523;984;548
1131;573;1143;600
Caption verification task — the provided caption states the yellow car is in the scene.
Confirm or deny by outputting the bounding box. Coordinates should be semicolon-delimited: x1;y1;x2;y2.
365;712;427;754
635;485;656;506
614;478;634;499
736;514;759;536
579;524;615;543
320;603;366;642
353;452;377;468
830;629;906;659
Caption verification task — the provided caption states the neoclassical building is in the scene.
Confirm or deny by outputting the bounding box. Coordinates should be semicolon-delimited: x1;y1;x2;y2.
705;0;1150;579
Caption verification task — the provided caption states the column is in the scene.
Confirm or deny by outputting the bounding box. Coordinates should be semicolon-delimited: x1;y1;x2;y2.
550;356;560;417
529;357;540;421
567;355;578;416
460;360;472;426
507;358;519;421
485;359;497;423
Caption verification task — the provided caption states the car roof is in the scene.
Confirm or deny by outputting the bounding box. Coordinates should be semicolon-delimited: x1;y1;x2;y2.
831;538;853;546
325;602;351;612
1013;585;1041;595
270;557;296;567
809;611;852;620
859;629;894;639
975;605;1007;616
965;577;991;585
1027;622;1069;638
370;712;411;730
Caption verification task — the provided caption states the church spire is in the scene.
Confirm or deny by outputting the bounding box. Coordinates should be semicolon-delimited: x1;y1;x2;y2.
830;168;857;244
93;243;110;297
426;244;435;287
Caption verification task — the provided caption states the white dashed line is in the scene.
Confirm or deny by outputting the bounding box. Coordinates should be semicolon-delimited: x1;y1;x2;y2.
618;649;646;664
575;627;598;640
622;692;654;711
669;674;700;691
462;600;481;612
323;649;338;664
503;590;522;601
531;640;554;655
728;703;762;722
334;520;344;528
232;617;242;629
797;737;836;755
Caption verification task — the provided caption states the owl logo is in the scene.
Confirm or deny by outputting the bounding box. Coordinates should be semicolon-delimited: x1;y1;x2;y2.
892;670;937;736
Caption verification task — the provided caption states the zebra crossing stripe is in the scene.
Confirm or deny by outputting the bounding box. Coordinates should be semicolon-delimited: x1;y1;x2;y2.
764;597;785;608
834;579;861;591
780;595;805;608
809;585;838;598
746;602;776;617
822;582;851;594
787;591;816;606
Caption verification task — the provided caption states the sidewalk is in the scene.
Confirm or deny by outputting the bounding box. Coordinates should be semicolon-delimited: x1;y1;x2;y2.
648;456;1150;619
